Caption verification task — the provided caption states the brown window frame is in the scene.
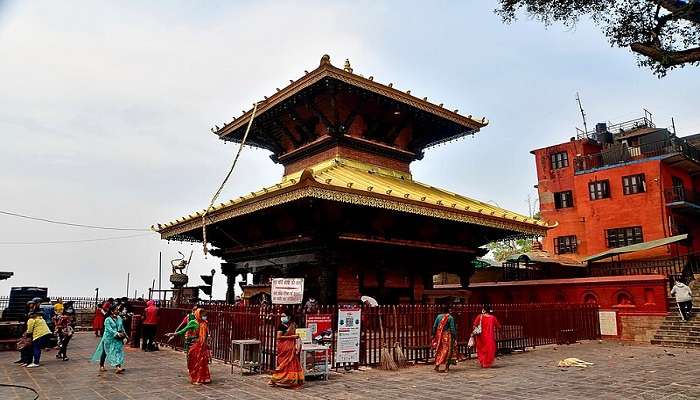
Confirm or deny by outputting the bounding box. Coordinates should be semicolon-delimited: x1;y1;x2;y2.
589;180;610;200
550;151;569;170
622;174;646;195
554;190;574;209
606;226;643;248
554;235;577;254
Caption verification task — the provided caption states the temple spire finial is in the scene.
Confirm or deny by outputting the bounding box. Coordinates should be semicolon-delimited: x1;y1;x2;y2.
320;54;331;66
344;59;353;73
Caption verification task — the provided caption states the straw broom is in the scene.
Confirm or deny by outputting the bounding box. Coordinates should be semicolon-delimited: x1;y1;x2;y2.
378;308;398;370
392;306;408;367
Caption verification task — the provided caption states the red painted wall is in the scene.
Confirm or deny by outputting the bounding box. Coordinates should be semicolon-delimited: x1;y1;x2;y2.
469;275;668;315
469;275;668;339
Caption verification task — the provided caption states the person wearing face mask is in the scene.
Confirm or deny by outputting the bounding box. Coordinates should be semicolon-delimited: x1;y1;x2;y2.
91;305;126;374
174;305;199;353
166;308;211;385
269;312;304;388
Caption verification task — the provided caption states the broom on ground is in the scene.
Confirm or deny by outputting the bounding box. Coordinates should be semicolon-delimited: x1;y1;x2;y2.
378;311;398;370
392;306;408;367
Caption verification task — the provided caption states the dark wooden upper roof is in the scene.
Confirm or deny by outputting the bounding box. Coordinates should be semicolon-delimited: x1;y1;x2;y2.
212;55;488;160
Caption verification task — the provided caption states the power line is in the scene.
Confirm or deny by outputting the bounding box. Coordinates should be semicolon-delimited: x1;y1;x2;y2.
0;210;150;231
0;233;153;245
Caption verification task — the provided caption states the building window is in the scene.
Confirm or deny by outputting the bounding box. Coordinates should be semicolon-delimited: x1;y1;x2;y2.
622;174;646;195
589;180;610;200
554;191;574;209
606;226;643;248
550;152;569;170
555;235;577;254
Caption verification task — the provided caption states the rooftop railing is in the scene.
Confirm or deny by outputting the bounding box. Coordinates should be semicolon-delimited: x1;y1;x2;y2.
666;185;700;207
574;137;700;173
576;116;655;140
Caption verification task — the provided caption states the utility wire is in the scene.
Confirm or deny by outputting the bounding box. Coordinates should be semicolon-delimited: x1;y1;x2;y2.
0;233;153;245
0;210;150;231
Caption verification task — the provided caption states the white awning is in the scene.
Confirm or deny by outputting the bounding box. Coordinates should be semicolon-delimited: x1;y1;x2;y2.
583;234;688;262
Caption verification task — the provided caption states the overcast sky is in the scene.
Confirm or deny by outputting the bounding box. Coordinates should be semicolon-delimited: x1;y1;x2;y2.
1;1;698;300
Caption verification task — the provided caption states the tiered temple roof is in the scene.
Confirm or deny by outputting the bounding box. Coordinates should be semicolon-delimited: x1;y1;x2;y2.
154;56;550;240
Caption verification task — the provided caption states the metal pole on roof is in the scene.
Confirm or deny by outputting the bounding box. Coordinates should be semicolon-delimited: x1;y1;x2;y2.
126;272;130;298
158;252;162;302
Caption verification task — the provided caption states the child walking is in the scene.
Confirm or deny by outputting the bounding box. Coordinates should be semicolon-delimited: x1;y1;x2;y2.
55;311;74;361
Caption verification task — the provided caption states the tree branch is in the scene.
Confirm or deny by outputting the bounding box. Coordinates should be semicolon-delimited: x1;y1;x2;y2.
630;42;700;66
656;0;700;23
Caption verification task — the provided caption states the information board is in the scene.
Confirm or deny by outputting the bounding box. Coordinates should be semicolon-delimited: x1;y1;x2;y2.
306;314;333;338
599;311;618;336
335;307;361;364
271;278;304;304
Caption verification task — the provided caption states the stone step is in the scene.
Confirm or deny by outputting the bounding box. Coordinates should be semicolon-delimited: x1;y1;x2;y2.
656;326;700;334
654;332;700;341
651;339;700;349
662;320;700;327
664;313;700;323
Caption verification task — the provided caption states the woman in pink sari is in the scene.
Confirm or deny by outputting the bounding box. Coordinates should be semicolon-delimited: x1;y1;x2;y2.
472;304;501;368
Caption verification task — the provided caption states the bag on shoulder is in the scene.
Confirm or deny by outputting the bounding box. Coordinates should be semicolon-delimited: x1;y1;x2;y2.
16;336;31;351
471;315;483;336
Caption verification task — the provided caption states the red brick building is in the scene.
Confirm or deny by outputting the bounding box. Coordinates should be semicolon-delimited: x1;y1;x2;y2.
532;116;700;262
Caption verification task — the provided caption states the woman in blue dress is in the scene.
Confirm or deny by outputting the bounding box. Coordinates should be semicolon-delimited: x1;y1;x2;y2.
91;304;126;374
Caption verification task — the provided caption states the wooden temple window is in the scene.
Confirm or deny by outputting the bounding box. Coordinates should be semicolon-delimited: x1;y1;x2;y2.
588;180;610;200
622;174;646;195
550;151;569;170
554;235;577;254
606;226;643;248
554;190;573;209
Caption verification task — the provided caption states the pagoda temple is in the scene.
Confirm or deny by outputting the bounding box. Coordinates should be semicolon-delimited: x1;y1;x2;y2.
154;55;549;304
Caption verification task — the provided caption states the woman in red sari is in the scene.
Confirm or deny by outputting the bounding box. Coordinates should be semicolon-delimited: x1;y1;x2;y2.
92;298;112;337
432;305;457;372
269;313;304;388
472;304;501;368
168;308;211;385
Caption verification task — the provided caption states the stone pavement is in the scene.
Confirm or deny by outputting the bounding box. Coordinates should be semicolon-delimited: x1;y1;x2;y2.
1;333;699;400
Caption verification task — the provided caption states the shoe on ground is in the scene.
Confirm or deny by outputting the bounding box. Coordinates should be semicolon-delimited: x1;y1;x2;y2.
19;363;28;367
26;363;40;368
62;357;69;361
13;359;23;364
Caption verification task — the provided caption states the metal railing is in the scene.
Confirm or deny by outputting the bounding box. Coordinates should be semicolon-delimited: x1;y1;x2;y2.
589;253;700;289
576;116;655;140
666;185;700;206
575;137;700;172
151;303;600;371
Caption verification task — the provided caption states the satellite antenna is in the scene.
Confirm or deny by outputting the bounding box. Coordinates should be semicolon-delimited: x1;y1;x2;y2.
576;92;588;136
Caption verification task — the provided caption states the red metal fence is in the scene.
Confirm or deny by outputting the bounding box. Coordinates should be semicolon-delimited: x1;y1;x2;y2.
151;303;600;371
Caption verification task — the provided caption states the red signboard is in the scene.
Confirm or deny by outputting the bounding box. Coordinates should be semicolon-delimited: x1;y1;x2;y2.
306;314;332;337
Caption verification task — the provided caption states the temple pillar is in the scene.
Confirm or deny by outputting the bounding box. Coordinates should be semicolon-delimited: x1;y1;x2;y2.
225;273;237;304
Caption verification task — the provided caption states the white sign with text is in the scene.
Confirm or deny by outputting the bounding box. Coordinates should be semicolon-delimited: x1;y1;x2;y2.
271;278;304;304
335;307;361;364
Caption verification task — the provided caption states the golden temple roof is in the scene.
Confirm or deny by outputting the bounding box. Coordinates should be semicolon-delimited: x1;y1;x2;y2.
153;158;550;240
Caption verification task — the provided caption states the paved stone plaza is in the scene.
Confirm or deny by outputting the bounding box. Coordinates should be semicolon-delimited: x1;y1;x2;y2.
1;333;699;399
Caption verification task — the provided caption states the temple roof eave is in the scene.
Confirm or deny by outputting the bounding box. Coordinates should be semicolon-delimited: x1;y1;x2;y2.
153;158;550;241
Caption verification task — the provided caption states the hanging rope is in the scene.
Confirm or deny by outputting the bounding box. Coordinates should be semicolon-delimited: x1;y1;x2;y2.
202;102;260;257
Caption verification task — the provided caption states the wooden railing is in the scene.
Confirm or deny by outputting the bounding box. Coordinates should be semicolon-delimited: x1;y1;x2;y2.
151;303;600;371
